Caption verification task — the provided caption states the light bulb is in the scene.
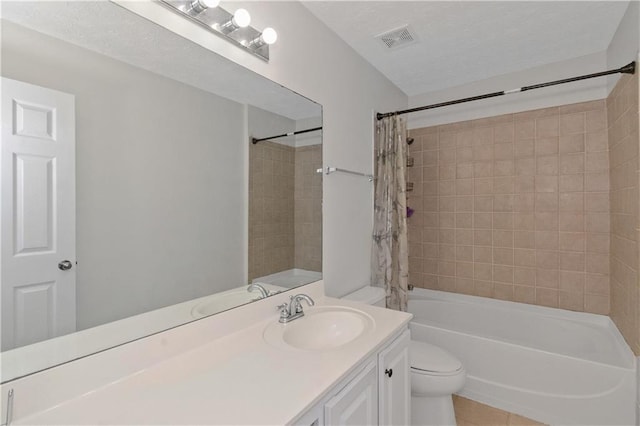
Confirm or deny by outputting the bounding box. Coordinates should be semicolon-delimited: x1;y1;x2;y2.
248;27;278;48
199;0;219;8
189;0;219;14
232;8;251;28
261;27;277;45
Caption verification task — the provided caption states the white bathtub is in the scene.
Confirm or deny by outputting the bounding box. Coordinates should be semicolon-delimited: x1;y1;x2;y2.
252;268;322;288
408;289;637;425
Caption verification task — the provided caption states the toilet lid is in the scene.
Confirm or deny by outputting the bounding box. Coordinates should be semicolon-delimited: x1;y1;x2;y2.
410;341;462;374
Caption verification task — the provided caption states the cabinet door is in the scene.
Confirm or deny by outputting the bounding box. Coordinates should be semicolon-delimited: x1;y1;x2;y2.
324;361;378;425
378;329;411;426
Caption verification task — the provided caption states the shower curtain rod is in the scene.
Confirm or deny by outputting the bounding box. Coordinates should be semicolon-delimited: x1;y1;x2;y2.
377;61;636;120
251;126;322;144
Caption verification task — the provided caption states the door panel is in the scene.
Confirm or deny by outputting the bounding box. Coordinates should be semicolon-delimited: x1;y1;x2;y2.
13;99;57;141
13;280;55;347
14;154;55;254
379;329;411;425
325;361;378;425
1;77;76;351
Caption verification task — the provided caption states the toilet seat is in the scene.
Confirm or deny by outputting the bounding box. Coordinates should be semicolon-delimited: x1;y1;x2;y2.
410;341;463;376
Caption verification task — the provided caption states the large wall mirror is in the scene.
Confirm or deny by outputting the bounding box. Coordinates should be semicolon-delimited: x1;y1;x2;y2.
0;1;322;383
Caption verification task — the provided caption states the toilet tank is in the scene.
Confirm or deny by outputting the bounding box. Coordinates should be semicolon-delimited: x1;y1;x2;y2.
342;286;386;307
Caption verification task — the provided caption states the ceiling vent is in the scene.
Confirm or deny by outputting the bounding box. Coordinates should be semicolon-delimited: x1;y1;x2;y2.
375;25;418;50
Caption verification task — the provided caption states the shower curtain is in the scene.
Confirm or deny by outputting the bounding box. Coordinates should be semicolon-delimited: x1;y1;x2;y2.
371;115;409;311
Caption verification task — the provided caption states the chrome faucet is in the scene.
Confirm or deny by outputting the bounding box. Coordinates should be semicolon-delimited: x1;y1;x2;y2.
277;294;315;323
247;283;270;299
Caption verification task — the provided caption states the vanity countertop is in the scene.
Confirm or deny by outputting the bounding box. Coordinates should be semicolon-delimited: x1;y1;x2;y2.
12;294;412;425
1;283;286;384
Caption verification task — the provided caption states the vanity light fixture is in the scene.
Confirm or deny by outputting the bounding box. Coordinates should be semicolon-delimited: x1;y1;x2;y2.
160;0;276;62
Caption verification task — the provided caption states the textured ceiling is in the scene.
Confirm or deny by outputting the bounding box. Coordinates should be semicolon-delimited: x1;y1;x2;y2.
303;1;630;96
1;1;321;120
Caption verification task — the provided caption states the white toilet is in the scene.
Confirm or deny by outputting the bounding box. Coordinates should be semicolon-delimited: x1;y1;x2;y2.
342;286;466;426
410;340;466;425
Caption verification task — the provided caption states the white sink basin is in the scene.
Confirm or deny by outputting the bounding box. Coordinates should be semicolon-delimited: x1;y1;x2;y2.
263;306;375;351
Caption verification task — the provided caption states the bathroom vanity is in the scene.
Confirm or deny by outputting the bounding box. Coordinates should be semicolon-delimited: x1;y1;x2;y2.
0;281;412;424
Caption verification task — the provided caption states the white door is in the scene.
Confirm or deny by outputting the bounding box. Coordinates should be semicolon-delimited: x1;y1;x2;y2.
379;329;411;425
325;361;378;425
1;77;76;351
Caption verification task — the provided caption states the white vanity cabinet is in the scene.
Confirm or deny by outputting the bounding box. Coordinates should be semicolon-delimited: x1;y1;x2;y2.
325;361;378;425
378;329;411;425
294;328;411;426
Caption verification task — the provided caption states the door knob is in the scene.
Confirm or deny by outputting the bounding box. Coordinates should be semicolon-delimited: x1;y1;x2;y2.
58;260;73;271
385;368;393;377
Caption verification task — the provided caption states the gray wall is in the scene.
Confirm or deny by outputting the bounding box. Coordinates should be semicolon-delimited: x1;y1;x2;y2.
2;22;246;330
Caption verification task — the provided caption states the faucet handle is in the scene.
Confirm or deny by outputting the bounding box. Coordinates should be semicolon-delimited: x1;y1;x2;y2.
276;302;289;319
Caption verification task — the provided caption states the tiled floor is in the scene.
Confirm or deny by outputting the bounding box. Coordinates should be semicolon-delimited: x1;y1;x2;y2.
453;395;546;426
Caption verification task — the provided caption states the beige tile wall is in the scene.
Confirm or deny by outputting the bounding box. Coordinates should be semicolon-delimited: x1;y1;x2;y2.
248;141;295;281
249;143;322;281
608;71;640;355
294;145;323;272
407;100;610;313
